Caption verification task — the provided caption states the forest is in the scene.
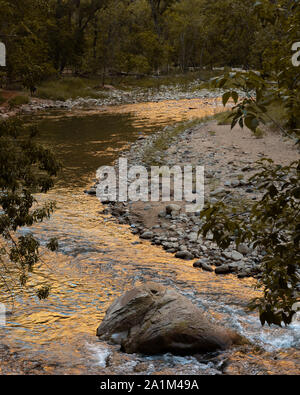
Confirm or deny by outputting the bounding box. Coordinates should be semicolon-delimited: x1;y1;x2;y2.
0;0;297;86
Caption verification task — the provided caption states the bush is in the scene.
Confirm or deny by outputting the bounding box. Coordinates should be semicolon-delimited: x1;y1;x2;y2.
200;159;300;326
8;95;29;108
36;77;104;101
0;118;60;298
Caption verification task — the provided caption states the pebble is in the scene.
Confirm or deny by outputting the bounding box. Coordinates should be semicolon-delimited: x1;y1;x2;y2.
215;265;231;274
166;204;181;214
237;243;251;255
140;231;154;240
200;262;213;272
175;251;194;260
210;188;227;197
231;250;244;261
222;250;244;261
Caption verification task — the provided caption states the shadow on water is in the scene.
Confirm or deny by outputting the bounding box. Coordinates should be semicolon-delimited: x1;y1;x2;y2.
36;112;143;189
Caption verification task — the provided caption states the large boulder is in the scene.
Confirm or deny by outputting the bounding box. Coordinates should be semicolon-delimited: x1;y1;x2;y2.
96;282;245;355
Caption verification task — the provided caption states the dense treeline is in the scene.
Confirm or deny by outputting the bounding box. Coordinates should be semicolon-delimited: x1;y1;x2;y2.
0;0;297;88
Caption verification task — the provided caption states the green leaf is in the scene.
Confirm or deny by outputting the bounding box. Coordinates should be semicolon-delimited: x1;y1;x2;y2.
222;92;231;107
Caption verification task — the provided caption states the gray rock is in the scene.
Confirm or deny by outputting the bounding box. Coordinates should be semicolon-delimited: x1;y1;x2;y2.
152;224;160;229
205;232;214;241
222;250;244;261
175;250;194;260
210;188;226;197
166;204;181;215
228;261;244;273
193;260;202;268
140;231;154;240
231;180;240;188
238;271;251;278
200;262;214;272
215;265;231;274
222;251;233;260
231;250;244;261
188;232;198;242
96;283;246;355
237;243;251;256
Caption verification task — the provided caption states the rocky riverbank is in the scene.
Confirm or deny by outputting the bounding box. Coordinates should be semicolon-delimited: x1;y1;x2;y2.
89;114;299;280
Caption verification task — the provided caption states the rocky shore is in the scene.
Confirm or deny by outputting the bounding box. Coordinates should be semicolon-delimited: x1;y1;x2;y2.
88;113;299;280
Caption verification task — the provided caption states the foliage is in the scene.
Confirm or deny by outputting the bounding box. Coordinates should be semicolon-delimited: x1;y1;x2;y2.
36;77;107;101
0;94;5;105
209;0;300;137
8;95;29;108
0;118;60;298
200;0;300;326
200;159;300;326
1;0;296;87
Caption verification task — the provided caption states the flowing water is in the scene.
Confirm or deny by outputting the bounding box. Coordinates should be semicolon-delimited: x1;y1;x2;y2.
0;99;299;375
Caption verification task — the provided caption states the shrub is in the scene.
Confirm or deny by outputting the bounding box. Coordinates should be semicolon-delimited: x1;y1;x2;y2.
200;159;300;326
8;95;29;108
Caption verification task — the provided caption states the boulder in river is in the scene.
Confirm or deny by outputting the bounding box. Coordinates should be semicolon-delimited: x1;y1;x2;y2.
96;282;246;355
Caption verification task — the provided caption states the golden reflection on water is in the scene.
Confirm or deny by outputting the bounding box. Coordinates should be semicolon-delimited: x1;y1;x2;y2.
0;99;299;374
39;98;225;127
2;190;297;375
100;98;224;126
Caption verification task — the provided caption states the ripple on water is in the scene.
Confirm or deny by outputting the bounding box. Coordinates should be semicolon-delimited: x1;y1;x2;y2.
0;100;299;374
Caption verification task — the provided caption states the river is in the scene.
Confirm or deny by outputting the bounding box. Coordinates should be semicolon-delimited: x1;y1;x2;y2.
0;99;299;375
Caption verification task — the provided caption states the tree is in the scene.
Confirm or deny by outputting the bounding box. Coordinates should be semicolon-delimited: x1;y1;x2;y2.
200;159;300;326
148;0;177;37
200;0;300;326
166;0;206;71
0;119;60;299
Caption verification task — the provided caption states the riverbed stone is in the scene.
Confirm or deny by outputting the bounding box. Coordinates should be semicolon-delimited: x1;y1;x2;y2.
215;264;231;274
188;232;198;242
202;263;214;272
140;231;154;240
222;250;244;261
96;283;246;355
166;204;181;215
175;250;194;260
210;187;226;197
231;250;244;261
237;243;252;255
